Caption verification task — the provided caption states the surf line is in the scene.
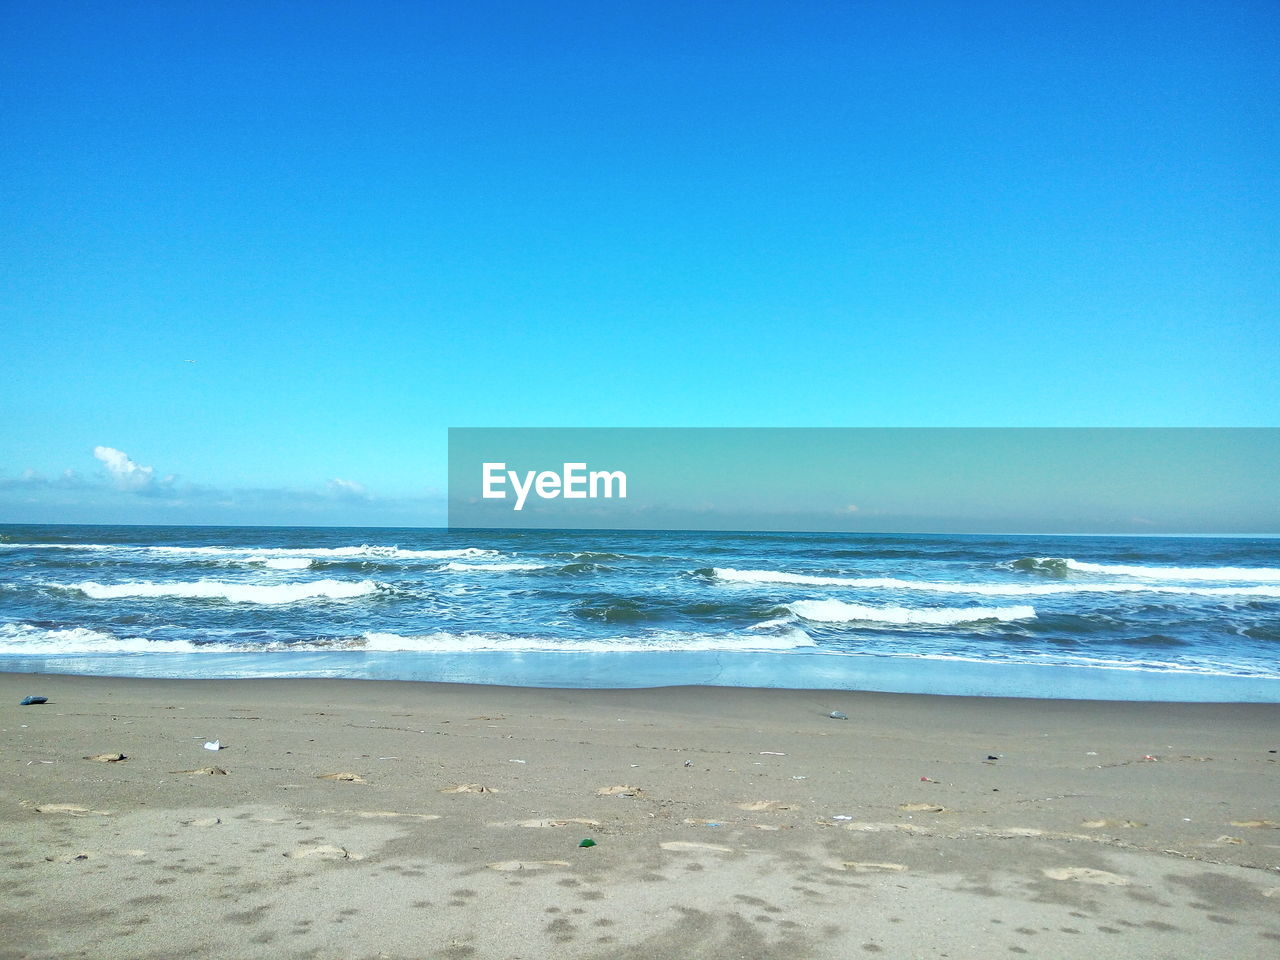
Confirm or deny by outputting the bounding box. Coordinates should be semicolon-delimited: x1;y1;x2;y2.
482;462;627;511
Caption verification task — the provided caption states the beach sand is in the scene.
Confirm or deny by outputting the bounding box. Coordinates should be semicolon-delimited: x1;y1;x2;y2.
1;673;1277;959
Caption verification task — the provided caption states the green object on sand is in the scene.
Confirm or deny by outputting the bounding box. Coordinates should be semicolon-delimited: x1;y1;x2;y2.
578;838;596;848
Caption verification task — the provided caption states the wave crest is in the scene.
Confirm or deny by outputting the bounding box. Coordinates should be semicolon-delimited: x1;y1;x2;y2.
0;623;200;654
1018;557;1280;582
787;599;1036;626
52;579;383;604
2;543;496;560
711;568;1280;598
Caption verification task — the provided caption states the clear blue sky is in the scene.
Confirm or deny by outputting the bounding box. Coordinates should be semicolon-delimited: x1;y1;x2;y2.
1;1;1276;525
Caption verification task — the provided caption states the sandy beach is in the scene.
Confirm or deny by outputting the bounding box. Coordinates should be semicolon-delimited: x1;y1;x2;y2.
1;672;1277;959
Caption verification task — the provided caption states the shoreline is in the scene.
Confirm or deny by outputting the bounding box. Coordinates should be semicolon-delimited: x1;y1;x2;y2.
5;667;1280;705
2;672;1278;958
3;650;1278;703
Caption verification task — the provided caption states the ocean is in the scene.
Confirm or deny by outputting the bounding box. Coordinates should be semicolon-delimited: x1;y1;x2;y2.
1;524;1277;701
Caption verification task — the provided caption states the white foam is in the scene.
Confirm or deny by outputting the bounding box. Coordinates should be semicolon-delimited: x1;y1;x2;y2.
0;623;201;654
787;599;1036;625
1;543;496;560
53;579;382;604
1053;558;1280;582
443;562;549;572
359;628;816;653
836;648;1280;680
248;557;313;570
0;624;813;655
712;568;1280;598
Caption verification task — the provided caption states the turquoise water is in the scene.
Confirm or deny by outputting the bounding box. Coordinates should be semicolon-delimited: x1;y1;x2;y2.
1;525;1277;701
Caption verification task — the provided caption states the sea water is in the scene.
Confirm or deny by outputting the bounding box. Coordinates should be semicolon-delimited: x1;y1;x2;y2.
1;525;1277;701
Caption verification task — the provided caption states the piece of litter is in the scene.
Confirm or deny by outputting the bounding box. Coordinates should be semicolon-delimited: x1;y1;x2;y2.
791;776;808;780
508;759;527;763
377;757;399;760
759;751;786;756
920;777;937;783
20;696;48;706
203;741;223;751
578;838;596;848
832;815;853;821
683;760;693;767
828;711;848;720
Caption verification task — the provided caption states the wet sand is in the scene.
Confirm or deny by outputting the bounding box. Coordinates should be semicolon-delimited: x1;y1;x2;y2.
1;672;1278;959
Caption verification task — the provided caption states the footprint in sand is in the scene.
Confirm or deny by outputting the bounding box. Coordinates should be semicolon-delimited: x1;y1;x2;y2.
660;841;732;853
487;860;571;871
440;784;498;794
519;818;600;829
1081;819;1146;828
171;766;227;775
83;753;127;763
180;817;222;827
46;852;95;863
1042;867;1129;885
45;849;146;863
596;785;642;797
1229;820;1278;829
898;803;948;813
318;772;367;784
1215;836;1243;844
351;811;441;821
736;801;794;812
284;845;363;861
842;821;933;834
31;804;112;817
827;861;908;873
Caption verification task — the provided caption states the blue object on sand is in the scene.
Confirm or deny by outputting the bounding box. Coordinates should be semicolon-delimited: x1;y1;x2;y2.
20;696;48;705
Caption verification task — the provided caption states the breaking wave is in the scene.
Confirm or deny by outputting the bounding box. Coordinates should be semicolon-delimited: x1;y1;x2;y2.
443;562;549;572
50;579;384;605
248;557;313;570
1;543;496;560
1011;557;1280;582
357;628;816;652
711;568;1280;598
0;623;201;654
787;599;1036;625
0;623;814;654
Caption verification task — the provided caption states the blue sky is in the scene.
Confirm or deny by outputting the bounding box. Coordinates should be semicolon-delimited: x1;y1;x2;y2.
1;1;1276;525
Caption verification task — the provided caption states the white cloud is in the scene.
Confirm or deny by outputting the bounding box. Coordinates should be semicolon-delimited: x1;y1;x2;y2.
327;478;369;500
93;446;156;491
